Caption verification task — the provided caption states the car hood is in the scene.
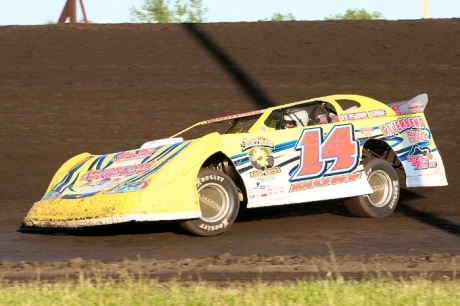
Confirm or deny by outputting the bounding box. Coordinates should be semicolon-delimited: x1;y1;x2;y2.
42;138;192;200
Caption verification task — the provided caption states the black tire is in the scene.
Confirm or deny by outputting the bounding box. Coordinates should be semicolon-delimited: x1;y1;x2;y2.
344;158;400;218
180;169;240;236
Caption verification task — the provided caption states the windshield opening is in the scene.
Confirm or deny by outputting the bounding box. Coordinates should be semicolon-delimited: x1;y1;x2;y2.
224;114;261;134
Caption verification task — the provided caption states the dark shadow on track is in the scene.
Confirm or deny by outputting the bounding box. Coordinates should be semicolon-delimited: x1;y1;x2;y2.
399;188;426;202
397;189;460;237
183;23;275;109
17;220;190;237
236;200;351;223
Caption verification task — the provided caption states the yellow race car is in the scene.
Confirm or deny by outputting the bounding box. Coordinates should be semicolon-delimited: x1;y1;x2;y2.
23;94;448;236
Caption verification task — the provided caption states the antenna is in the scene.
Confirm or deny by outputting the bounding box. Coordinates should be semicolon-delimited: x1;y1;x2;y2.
58;0;88;23
422;0;429;19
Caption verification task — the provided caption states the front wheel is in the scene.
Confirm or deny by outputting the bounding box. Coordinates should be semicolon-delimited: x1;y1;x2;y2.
180;169;240;236
344;159;400;218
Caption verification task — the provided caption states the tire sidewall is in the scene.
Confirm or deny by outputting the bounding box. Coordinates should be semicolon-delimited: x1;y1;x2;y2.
361;159;400;217
182;169;239;236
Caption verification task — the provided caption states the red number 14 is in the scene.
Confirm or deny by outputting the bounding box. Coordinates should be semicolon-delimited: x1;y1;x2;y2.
291;124;359;181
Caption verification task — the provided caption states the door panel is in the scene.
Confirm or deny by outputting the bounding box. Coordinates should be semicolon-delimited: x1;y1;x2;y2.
228;123;373;208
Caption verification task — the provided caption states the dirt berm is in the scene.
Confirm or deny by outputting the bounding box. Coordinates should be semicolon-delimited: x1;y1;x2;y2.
0;19;459;282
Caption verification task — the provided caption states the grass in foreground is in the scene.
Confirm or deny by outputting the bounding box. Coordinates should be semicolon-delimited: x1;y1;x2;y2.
0;273;459;306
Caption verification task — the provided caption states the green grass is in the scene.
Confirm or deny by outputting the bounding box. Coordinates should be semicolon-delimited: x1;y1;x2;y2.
0;273;459;306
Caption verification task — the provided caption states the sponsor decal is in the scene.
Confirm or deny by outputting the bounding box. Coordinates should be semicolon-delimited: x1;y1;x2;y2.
369;109;387;117
341;112;369;121
359;127;374;137
407;145;437;170
248;147;274;170
249;167;281;178
81;177;121;188
105;180;150;194
290;172;362;192
407;130;429;143
204;110;263;124
256;175;276;182
71;178;123;195
241;136;274;151
379;116;425;137
64;177;122;196
390;104;402;115
112;149;156;163
81;162;154;181
248;183;285;199
269;186;285;194
241;136;276;171
408;99;424;113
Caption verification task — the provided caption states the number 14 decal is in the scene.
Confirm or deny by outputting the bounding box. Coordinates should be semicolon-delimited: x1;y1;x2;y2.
291;124;359;181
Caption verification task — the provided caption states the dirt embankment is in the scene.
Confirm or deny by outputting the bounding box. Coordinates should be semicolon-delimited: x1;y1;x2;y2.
0;19;459;281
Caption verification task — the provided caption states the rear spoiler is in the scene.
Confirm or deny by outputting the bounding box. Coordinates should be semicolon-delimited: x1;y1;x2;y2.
387;94;428;115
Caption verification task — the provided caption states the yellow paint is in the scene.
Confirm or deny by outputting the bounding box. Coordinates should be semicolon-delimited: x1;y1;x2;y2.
24;133;224;226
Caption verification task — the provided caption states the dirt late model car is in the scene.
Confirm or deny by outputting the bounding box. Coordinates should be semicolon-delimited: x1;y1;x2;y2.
23;94;447;236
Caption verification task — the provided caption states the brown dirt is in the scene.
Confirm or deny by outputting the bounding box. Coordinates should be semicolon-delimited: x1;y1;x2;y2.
1;19;460;282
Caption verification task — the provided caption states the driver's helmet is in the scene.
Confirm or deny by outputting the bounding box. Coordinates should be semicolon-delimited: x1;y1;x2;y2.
283;108;309;128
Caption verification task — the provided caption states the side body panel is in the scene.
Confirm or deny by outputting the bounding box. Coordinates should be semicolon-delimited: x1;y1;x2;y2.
376;114;447;187
221;123;373;208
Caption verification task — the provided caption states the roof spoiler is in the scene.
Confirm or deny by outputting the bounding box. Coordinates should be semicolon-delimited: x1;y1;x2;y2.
387;94;428;115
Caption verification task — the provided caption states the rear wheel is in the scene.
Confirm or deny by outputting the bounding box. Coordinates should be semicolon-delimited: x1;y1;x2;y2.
181;169;240;236
344;159;400;218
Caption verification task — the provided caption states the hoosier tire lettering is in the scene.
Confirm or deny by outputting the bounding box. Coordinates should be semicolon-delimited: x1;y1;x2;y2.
181;169;239;237
196;175;225;188
198;219;229;231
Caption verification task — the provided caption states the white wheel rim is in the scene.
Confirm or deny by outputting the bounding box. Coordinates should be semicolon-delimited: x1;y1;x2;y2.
198;183;230;222
366;170;392;207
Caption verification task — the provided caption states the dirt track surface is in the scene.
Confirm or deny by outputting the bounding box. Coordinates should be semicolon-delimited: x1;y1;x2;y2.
1;20;460;282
